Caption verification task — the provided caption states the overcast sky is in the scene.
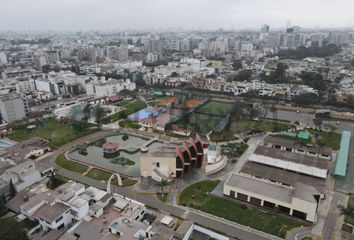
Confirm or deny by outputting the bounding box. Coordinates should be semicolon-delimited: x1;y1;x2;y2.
0;0;353;31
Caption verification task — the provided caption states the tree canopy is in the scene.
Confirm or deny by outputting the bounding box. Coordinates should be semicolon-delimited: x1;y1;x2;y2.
275;44;341;60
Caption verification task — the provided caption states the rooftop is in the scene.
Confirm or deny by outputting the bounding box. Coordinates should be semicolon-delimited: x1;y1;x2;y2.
334;131;351;177
34;202;70;223
254;145;328;170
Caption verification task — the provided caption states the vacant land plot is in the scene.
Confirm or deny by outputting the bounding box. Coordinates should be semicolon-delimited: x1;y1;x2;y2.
9;118;98;147
196;101;234;116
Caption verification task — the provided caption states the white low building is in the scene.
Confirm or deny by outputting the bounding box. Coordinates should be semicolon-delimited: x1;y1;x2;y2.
34;202;73;232
224;173;320;222
1;160;42;192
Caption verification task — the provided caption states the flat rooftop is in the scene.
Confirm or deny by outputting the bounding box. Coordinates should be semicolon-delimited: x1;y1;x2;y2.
241;161;326;192
254;145;328;170
264;135;332;155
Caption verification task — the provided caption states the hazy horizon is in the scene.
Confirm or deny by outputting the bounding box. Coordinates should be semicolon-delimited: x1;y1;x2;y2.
1;0;354;31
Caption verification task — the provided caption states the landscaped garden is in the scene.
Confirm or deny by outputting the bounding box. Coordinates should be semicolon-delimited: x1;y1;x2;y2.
119;119;141;129
209;130;238;142
179;180;303;238
55;153;88;174
221;142;249;158
110;157;135;166
9;118;99;147
86;168;112;181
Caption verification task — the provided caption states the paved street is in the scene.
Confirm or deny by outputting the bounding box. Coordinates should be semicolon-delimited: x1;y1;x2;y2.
322;192;347;240
56;167;274;240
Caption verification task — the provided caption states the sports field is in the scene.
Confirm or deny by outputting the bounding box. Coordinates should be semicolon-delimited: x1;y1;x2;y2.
196;101;234;116
176;112;224;133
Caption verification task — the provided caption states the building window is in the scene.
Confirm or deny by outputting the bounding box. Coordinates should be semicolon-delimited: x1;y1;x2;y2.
263;201;276;209
229;191;235;198
278;205;291;214
250;197;262;206
292;210;307;220
236;192;248;202
55;216;63;223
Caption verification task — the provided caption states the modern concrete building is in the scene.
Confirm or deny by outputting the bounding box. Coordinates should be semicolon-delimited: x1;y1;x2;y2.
224;173;320;222
86;78;136;97
223;135;330;223
140;134;204;181
0;93;28;123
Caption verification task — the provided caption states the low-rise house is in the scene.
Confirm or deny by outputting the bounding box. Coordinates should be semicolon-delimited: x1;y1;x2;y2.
34;202;73;232
1;160;42;193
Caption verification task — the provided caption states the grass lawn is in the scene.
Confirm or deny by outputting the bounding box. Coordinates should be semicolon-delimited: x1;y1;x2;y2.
102;100;147;124
210;130;238;142
231;119;295;133
111;176;138;186
119;119;141;129
55;153;88;174
114;99;134;107
179;180;220;206
307;129;341;150
178;180;302;238
196;101;234;116
9;118;99;148
86;168;112;181
156;193;168;202
222;143;249;158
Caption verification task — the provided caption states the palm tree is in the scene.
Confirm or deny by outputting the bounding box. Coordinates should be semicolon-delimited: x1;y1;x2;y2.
338;205;354;224
160;179;168;198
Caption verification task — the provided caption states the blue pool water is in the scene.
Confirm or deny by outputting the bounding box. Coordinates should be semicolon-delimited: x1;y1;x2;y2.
128;107;159;121
0;140;13;148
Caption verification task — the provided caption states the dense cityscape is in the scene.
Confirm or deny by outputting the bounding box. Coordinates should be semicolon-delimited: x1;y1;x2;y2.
1;1;354;240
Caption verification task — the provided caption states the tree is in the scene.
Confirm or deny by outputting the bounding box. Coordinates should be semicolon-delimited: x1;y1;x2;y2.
9;179;16;198
165;122;173;133
233;69;252;82
313;118;323;130
300;71;327;91
338;204;354;224
160;179;168;198
122;134;129;141
232;60;242;71
95;104;105;126
72;121;88;132
0;218;28;240
293;93;320;106
0;197;8;217
83;103;91;120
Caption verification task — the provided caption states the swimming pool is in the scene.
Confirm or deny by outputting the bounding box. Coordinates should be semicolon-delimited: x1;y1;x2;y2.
0;139;14;148
128;107;159;121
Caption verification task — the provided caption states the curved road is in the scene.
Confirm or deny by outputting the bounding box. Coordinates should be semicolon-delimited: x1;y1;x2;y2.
46;130;280;240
